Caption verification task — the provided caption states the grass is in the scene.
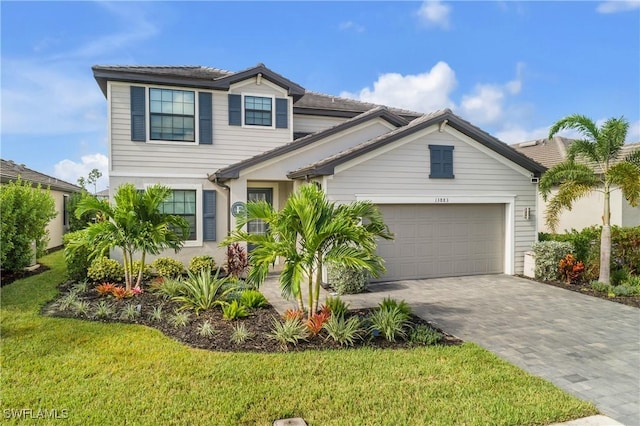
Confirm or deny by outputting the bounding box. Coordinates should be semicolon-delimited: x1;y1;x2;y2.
1;251;597;425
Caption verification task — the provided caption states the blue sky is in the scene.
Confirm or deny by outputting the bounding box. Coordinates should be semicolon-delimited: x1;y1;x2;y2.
2;1;639;191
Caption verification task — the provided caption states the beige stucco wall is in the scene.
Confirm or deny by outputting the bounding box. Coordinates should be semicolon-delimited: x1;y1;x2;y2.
46;189;66;249
538;187;639;233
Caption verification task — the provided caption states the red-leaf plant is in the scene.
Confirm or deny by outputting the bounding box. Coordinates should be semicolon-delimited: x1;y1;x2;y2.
559;254;585;284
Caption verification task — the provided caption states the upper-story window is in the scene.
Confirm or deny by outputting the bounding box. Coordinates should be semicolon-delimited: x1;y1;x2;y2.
130;86;212;145
244;96;272;126
149;89;195;142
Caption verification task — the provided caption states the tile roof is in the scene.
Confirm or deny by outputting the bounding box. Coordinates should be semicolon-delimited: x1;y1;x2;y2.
92;64;422;119
512;137;640;170
0;159;82;193
287;109;546;179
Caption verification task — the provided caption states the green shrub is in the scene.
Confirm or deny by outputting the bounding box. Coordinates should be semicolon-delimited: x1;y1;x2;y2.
0;177;56;272
188;255;216;276
172;270;235;314
71;300;91;316
120;303;140;320
239;289;268;309
378;297;412;319
197;321;217;338
624;275;640;289
93;301;115;319
322;315;362;346
132;260;153;282
409;325;442;346
63;230;93;281
151;257;185;278
610;269;629;287
169;310;191;328
327;263;368;295
531;241;574;281
611;285;632;297
590;281;612;293
67;191;101;232
230;323;253;345
87;257;124;283
269;317;308;350
148;305;164;322
324;296;350;318
368;306;410;342
154;278;185;300
221;300;250;320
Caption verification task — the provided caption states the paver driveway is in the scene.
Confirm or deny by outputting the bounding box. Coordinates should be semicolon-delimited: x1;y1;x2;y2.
263;274;640;425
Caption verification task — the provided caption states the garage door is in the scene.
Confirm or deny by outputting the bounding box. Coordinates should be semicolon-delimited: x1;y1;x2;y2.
374;204;505;282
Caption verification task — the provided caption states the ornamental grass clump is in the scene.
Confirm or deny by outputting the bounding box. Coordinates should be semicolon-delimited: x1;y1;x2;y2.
269;317;308;350
322;314;362;346
172;269;235;314
368;305;409;342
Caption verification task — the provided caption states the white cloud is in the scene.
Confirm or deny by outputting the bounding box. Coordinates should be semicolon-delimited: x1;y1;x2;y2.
340;61;457;113
417;0;451;29
627;119;640;142
596;1;640;14
54;153;109;192
339;21;365;33
496;125;550;144
458;63;524;125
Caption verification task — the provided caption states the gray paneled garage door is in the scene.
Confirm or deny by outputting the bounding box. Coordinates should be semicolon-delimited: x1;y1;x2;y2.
374;204;505;282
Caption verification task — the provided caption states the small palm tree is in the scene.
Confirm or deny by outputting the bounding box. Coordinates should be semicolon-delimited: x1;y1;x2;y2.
76;184;190;290
224;184;393;316
540;115;640;284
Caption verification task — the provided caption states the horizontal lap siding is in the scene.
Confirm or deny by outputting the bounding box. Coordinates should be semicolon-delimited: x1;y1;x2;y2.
110;83;291;174
327;130;537;274
293;115;347;134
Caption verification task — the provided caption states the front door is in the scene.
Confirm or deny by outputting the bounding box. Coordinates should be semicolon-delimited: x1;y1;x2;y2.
247;188;273;252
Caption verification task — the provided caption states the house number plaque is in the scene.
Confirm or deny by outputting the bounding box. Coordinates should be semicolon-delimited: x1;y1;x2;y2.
434;197;449;203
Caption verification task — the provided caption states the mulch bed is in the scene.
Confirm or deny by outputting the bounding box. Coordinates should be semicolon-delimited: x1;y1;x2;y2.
520;276;640;308
43;281;462;353
1;264;50;287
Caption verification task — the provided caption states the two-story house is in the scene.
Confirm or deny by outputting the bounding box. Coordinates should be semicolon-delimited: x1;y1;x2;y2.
92;63;545;282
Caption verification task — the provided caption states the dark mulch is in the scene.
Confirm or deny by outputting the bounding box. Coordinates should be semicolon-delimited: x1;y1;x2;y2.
1;264;51;287
520;276;640;308
43;282;461;353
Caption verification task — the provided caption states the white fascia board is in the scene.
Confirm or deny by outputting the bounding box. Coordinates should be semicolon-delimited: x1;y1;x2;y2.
356;194;517;204
110;171;208;179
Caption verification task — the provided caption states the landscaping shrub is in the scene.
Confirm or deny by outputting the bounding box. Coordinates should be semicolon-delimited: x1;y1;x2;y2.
87;257;124;283
151;257;185;278
610;268;629;287
0;178;56;272
327;263;368;294
225;242;248;279
590;281;612;293
409;325;442;346
368;306;409;342
558;254;585;284
531;241;574;281
323;315;362;346
188;255;216;276
132;260;153;283
63;230;93;281
239;289;268;309
269;317;308;350
378;297;412;318
541;226;640;279
221;300;250;320
324;296;349;318
172;270;235;314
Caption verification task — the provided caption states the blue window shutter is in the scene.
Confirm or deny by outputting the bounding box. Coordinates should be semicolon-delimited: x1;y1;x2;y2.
228;94;241;126
275;98;288;129
429;145;454;178
203;190;217;241
130;86;146;141
199;92;212;144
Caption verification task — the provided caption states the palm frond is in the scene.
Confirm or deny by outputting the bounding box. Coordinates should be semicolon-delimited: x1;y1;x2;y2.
597;117;628;162
548;114;599;141
624;147;640;169
539;161;600;200
608;162;640;207
545;182;596;232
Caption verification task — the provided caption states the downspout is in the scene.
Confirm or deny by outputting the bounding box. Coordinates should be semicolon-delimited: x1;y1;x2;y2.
210;174;232;236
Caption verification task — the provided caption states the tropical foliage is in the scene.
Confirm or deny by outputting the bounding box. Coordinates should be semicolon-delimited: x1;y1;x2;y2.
0;177;56;272
540;115;640;283
73;184;190;290
224;184;393;317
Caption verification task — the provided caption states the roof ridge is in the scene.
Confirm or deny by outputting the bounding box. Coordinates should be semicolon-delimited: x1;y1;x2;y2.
0;158;82;190
302;90;423;115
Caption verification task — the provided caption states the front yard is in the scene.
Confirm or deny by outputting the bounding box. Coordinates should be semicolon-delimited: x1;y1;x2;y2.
0;251;598;425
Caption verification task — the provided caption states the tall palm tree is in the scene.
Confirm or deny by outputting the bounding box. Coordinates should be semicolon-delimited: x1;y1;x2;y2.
540;115;640;284
224;184;393;316
76;184;189;290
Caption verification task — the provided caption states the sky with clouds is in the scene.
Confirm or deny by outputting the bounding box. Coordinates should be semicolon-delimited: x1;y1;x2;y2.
1;1;639;191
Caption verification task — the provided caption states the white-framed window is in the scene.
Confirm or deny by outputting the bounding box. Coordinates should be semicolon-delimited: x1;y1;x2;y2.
244;95;272;126
149;88;195;142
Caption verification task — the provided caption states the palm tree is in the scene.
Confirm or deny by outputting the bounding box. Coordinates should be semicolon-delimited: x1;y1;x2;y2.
76;184;189;290
540;115;640;284
224;184;393;316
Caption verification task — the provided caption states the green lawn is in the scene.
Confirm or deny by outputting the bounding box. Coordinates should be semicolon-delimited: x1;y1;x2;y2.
1;251;597;425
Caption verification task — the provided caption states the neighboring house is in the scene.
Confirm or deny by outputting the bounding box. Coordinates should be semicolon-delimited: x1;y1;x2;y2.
92;63;545;281
513;137;640;233
95;188;110;201
0;159;82;250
